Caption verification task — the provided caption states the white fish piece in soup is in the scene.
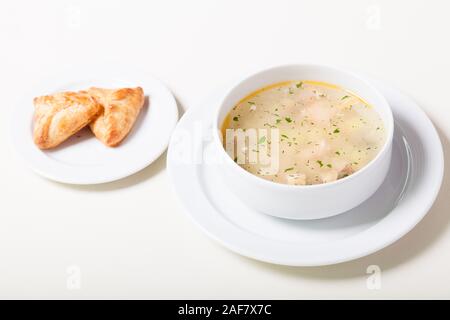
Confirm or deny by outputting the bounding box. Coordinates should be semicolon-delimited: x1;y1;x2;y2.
222;80;386;186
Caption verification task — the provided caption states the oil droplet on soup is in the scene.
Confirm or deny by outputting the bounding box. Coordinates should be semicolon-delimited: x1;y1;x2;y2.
222;80;386;185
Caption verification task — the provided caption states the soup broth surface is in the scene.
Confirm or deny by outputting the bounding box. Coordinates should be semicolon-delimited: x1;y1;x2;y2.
222;81;386;185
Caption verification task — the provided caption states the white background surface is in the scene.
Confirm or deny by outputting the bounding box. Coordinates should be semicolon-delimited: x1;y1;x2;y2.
0;0;449;299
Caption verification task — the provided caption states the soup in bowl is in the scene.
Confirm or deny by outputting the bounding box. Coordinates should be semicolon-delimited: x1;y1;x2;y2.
213;64;393;220
221;80;386;185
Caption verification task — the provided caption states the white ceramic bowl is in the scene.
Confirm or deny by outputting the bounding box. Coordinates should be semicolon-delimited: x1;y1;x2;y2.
212;64;394;220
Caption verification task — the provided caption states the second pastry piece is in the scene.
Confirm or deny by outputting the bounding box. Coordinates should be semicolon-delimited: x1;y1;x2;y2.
88;87;145;147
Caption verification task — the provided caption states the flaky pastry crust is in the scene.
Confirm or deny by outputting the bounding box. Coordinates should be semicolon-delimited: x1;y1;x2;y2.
88;87;145;147
33;91;102;149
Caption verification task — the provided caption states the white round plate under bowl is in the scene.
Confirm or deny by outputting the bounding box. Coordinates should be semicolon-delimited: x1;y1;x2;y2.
167;78;444;266
12;68;178;184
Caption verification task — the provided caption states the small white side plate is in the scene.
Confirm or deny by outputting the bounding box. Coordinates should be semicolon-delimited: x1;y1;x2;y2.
11;68;178;184
167;79;444;266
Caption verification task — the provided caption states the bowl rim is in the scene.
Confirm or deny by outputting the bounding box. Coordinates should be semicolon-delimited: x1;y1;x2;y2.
212;63;395;190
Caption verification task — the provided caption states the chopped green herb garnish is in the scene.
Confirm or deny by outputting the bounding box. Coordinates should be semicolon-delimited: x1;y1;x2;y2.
296;82;303;88
248;101;256;105
233;116;239;121
317;160;324;167
276;119;281;124
326;164;332;168
333;128;340;133
258;136;266;144
285;117;292;123
341;95;350;100
335;151;341;155
281;134;289;139
284;167;294;172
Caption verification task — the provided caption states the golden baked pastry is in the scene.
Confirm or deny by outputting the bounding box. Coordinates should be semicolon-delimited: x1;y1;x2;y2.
88;87;145;147
33;91;102;149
